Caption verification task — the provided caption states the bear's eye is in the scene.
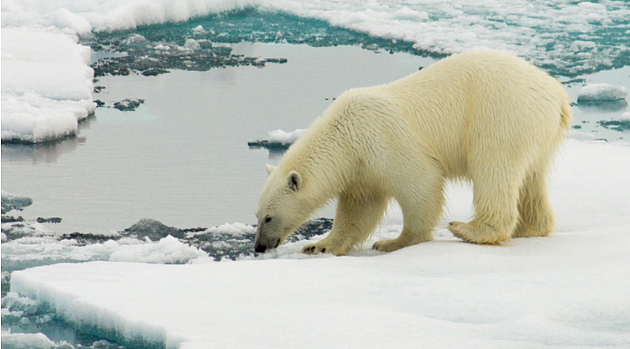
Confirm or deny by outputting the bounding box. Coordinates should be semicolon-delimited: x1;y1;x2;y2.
264;216;272;223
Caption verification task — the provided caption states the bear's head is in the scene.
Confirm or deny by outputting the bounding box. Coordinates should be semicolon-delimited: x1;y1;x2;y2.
254;164;310;253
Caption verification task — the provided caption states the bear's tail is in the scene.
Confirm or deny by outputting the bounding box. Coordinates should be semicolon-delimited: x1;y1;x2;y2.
559;96;572;132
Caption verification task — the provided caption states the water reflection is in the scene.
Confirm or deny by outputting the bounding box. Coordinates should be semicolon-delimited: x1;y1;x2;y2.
577;99;628;113
1;136;85;164
1;117;94;163
247;143;289;159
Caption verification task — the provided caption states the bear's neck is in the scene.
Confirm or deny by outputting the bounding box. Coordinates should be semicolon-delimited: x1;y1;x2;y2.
283;119;354;212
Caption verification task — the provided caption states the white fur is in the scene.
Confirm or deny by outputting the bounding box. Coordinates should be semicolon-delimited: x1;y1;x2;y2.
255;50;571;255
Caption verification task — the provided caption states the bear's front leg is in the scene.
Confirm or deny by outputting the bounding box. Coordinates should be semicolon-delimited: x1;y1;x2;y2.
302;192;388;255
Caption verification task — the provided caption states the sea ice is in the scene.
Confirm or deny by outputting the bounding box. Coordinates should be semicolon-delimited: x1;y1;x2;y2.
1;28;95;143
578;83;629;101
8;139;630;349
3;0;630;141
248;129;306;149
0;332;73;349
267;128;306;145
1;192;33;214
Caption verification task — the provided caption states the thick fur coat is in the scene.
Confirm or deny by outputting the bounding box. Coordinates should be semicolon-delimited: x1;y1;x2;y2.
254;50;571;255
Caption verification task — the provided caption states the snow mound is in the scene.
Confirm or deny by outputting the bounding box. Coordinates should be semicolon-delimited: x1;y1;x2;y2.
267;128;305;145
577;83;628;102
206;222;256;236
108;236;207;263
1;28;95;143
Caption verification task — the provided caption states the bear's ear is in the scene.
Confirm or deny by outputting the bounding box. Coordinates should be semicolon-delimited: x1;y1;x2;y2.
286;171;302;192
265;164;277;175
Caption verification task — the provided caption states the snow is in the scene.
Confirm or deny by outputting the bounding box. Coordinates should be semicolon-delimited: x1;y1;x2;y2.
205;222;256;236
1;332;72;349
249;129;306;148
267;128;306;145
577;83;629;101
1;28;96;143
9;139;630;349
183;38;201;50
1;226;208;270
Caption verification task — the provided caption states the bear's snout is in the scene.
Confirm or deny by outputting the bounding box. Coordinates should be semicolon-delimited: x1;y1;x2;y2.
254;240;267;253
254;236;280;253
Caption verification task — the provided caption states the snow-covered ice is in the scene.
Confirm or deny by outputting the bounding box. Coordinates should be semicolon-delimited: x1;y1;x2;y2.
9;139;630;348
267;128;306;145
1;226;210;271
1;332;73;349
577;83;629;102
1;28;96;143
248;129;306;149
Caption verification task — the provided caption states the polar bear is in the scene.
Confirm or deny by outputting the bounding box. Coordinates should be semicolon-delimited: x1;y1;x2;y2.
254;50;571;255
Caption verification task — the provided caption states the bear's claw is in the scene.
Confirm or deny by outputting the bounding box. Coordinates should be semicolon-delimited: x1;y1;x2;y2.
302;242;343;255
302;244;326;254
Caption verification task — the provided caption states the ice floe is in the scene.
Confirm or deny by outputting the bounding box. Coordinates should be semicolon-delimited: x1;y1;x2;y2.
7;139;630;348
248;128;306;149
1;28;95;143
577;83;628;102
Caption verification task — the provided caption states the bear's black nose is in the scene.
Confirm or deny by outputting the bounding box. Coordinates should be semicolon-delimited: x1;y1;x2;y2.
254;242;267;253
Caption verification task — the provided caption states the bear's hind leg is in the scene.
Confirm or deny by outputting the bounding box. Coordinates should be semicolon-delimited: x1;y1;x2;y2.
302;192;388;255
449;164;522;244
513;164;555;238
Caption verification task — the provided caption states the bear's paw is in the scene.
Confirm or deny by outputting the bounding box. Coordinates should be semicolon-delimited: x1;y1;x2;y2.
447;221;510;245
372;239;408;252
301;241;347;256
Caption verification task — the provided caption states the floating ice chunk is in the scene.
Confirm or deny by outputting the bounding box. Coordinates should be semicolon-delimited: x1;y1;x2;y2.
122;33;147;45
248;128;306;150
154;43;170;50
183;38;201;50
268;129;306;145
1;192;33;214
577;83;628;101
620;112;630;121
569;40;596;52
1;28;95;143
192;25;206;34
0;332;73;349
